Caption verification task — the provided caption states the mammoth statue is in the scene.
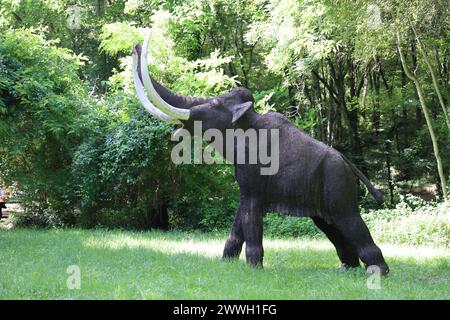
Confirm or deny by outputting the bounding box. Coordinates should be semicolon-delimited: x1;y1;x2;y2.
131;32;389;275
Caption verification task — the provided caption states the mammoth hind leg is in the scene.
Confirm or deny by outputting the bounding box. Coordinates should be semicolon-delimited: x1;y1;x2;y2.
334;215;389;275
311;217;360;269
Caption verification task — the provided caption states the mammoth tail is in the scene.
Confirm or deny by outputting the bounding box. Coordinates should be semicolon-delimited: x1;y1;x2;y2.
340;153;383;204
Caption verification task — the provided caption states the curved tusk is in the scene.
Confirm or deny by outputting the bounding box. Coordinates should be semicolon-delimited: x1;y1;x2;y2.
132;48;181;124
140;31;190;120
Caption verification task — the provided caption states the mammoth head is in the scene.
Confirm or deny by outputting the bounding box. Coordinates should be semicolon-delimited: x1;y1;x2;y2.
132;31;254;134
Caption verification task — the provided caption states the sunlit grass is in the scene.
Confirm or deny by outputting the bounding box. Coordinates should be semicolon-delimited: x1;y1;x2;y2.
0;228;448;299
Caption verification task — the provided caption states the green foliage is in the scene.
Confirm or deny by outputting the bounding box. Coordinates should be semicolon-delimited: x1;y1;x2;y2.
0;0;128;89
246;0;335;75
0;29;89;226
100;10;238;97
264;213;320;238
99;22;144;56
168;164;238;230
361;196;449;247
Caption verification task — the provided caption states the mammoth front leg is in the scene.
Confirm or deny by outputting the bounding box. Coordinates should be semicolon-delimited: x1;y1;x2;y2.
222;208;244;260
242;198;264;267
222;197;264;267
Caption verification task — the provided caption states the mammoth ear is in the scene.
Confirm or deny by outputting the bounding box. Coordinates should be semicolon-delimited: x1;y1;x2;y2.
231;101;253;124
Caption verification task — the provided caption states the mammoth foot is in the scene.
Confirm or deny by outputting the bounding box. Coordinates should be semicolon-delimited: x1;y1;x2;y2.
338;262;389;276
245;246;264;268
222;238;243;261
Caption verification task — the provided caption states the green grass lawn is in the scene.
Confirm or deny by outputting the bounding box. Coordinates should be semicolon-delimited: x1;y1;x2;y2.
0;228;448;299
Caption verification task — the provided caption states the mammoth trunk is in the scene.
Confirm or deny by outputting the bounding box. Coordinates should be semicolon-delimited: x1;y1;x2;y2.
150;78;212;109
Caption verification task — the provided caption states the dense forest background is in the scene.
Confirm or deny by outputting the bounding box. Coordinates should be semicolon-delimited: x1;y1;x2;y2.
0;0;448;231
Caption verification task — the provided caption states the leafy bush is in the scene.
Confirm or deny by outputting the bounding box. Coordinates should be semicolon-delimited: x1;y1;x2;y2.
361;197;449;247
13;206;67;229
0;29;89;227
264;213;320;238
197;197;238;231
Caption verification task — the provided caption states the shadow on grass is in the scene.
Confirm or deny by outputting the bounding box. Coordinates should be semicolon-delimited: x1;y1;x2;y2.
0;229;448;299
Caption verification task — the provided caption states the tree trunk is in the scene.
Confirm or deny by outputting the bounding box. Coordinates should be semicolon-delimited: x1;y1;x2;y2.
96;0;106;16
385;140;394;206
413;27;450;131
397;31;447;200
